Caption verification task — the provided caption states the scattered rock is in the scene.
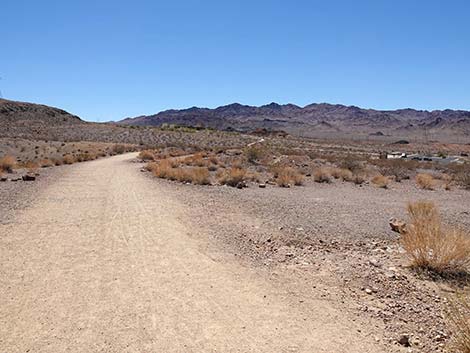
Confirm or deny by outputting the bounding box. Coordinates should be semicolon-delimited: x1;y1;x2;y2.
389;218;406;234
397;334;410;347
22;174;36;181
368;258;381;268
258;183;266;188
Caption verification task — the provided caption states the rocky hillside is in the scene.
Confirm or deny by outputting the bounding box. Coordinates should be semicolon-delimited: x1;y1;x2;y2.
0;99;255;148
120;102;470;143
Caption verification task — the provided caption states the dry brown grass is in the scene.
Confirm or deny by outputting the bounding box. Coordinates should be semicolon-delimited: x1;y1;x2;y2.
244;145;265;163
148;160;210;185
416;173;437;190
0;155;16;173
330;167;353;181
352;173;367;185
401;201;470;274
447;291;470;353
62;155;75;165
39;159;54;168
371;174;389;188
138;150;155;161
313;168;332;183
218;167;247;187
23;161;39;172
275;167;304;187
185;167;210;185
112;144;127;154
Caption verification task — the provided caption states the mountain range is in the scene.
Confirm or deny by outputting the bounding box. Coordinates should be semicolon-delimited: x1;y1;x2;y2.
120;102;470;143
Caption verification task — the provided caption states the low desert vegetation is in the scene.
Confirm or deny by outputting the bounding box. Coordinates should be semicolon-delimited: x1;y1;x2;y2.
275;167;304;187
371;174;390;188
39;159;54;168
313;168;332;183
401;201;470;275
416;173;437;190
244;145;265;164
138;150;155;161
0;155;16;173
447;291;470;353
329;167;354;181
62;155;75;165
217;167;247;187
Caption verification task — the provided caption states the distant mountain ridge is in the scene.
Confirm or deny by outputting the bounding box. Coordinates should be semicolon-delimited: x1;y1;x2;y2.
119;102;470;142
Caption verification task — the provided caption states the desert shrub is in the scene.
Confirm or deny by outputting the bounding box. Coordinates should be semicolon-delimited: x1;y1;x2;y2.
23;161;39;172
456;169;470;190
76;153;96;162
401;201;470;274
416;173;437;190
0;155;16;173
330;167;353;181
313;168;332;183
183;153;207;167
371;174;389;188
379;159;413;182
53;158;64;166
151;160;173;178
276;167;303;187
62;155;75;165
447;291;470;353
39;159;54;168
185;167;210;185
218;167;247;187
112;144;127;154
244;146;264;163
339;155;363;172
139;150;155;161
353;173;366;185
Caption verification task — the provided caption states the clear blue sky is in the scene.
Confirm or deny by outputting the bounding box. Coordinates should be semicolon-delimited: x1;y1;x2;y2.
1;0;469;122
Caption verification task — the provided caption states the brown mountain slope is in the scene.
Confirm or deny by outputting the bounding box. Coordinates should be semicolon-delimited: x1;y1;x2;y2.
120;102;470;143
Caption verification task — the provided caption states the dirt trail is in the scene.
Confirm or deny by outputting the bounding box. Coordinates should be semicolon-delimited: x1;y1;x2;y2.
0;153;387;353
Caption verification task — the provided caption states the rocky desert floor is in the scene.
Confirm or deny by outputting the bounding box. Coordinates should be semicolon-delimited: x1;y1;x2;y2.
1;152;469;352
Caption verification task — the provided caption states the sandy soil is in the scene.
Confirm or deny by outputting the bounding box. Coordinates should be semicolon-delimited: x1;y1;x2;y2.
0;153;391;353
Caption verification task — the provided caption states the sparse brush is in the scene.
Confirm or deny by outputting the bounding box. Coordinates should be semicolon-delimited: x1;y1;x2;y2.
23;161;39;172
0;155;16;173
39;159;54;168
447;291;470;353
330;167;353;181
401;201;470;274
244;146;264;163
416;173;437;190
186;167;210;185
352;173;366;185
218;167;247;187
371;174;389;188
339;155;362;172
62;155;75;165
138;150;155;161
151;160;173;178
276;167;303;187
313;168;332;183
112;144;127;154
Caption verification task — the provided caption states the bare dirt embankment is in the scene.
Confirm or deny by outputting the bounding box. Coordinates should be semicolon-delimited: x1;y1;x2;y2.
0;153;391;353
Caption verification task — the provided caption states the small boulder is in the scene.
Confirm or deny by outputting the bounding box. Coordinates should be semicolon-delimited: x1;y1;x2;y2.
22;174;36;181
389;218;406;234
0;176;7;182
258;183;266;188
397;334;410;347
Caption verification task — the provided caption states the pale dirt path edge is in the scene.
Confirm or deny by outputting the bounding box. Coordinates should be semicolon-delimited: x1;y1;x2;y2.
0;153;387;353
